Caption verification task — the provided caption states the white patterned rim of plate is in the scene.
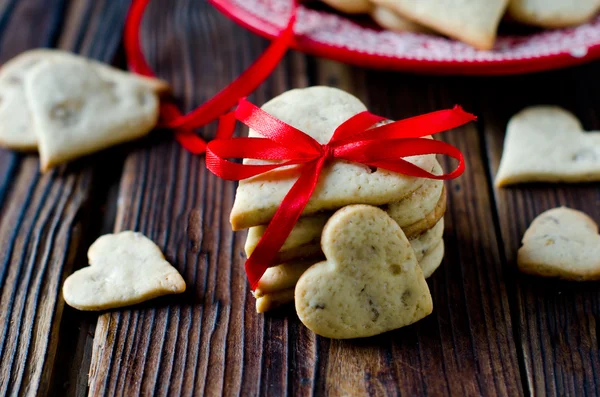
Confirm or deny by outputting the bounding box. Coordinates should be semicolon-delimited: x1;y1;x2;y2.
212;0;600;68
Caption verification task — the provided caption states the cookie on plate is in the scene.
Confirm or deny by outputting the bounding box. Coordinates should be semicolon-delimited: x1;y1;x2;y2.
295;205;433;338
518;207;600;280
323;0;373;14
508;0;600;28
372;0;509;50
495;106;600;186
370;5;430;33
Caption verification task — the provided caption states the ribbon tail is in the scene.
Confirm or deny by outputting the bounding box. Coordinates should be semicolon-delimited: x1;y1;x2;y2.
124;0;155;77
245;158;324;289
163;6;297;129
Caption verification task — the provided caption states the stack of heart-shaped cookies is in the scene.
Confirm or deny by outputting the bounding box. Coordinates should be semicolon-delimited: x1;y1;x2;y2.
231;86;446;338
0;49;169;171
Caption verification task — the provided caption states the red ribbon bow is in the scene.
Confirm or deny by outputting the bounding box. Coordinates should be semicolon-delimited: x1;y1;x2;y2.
206;99;477;289
124;0;298;152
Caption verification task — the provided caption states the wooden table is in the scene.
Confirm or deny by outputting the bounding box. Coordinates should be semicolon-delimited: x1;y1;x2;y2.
0;1;599;396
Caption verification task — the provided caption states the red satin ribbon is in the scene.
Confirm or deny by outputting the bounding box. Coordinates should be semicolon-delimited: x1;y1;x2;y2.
206;99;477;289
124;0;298;152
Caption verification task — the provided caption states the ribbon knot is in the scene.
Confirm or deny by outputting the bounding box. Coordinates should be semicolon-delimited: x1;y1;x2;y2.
321;144;335;160
206;98;477;289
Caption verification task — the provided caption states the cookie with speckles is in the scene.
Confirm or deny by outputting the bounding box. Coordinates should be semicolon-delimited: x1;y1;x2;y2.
230;86;436;230
252;225;445;312
496;106;600;186
295;205;433;338
518;207;600;280
0;48;168;152
245;162;446;262
25;58;163;171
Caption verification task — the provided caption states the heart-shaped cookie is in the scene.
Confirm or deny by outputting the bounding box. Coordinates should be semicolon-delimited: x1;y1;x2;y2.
496;106;600;186
372;0;509;50
323;0;372;14
508;0;600;28
0;49;168;152
63;231;186;311
295;205;433;339
370;5;432;33
24;57;163;171
0;50;49;150
230;86;436;230
518;207;600;281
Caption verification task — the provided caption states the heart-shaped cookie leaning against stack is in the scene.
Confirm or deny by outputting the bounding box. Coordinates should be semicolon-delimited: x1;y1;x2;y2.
518;207;600;281
24;57;163;171
63;231;186;311
295;205;433;339
496;106;600;186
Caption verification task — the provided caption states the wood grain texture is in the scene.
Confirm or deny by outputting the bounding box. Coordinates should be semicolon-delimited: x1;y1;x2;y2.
481;63;600;397
0;0;596;395
0;1;131;395
88;0;291;395
88;0;523;391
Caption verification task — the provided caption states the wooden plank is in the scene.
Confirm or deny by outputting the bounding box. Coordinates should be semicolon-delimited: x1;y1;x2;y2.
89;0;523;392
481;63;600;396
88;0;292;395
0;1;132;396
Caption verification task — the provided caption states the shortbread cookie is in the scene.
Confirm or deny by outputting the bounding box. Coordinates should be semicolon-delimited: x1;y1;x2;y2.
370;5;430;33
230;86;436;230
0;50;48;150
518;207;600;281
25;59;161;171
255;261;314;297
508;0;600;28
410;218;444;262
253;236;444;313
254;220;444;298
400;186;446;237
495;106;600;186
246;214;329;264
323;0;373;14
295;205;433;338
254;223;444;312
372;0;509;50
420;240;444;278
256;288;295;313
63;231;186;311
245;164;445;261
0;49;168;151
384;163;444;226
245;188;446;262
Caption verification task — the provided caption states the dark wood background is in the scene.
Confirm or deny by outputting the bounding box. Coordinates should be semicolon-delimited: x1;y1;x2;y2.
0;0;598;396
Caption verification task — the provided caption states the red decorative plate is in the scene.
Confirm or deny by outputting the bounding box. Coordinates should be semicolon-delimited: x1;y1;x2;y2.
210;0;600;75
